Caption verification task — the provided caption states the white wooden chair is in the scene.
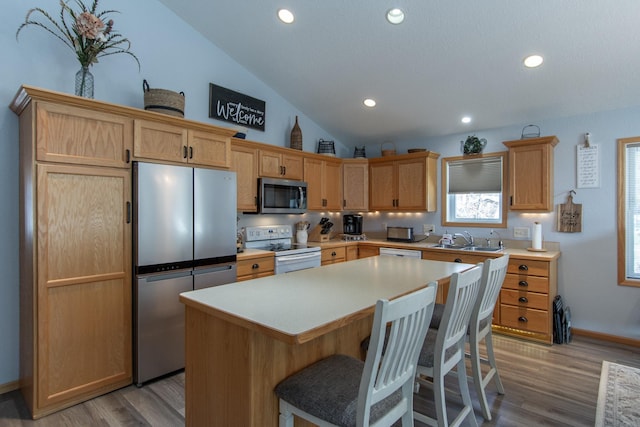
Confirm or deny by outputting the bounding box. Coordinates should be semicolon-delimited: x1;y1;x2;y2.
468;255;509;420
275;284;437;427
414;265;483;427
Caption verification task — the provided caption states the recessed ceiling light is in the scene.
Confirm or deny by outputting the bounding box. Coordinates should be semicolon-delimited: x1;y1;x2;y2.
524;54;544;68
363;98;376;107
277;9;295;24
461;116;472;124
386;8;405;24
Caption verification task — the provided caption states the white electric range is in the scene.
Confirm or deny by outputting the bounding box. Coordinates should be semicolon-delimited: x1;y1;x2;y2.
244;225;321;274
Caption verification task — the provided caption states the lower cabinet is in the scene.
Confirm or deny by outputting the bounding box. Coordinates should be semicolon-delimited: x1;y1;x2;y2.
496;257;556;343
321;247;346;265
357;246;380;259
237;254;275;281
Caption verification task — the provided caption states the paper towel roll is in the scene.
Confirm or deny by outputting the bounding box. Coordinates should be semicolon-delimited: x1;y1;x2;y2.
532;222;543;250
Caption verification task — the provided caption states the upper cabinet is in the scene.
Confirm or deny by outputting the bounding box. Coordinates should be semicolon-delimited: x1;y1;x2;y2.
503;136;559;211
133;119;231;168
369;152;439;211
342;159;368;211
259;147;304;180
34;101;133;168
231;139;259;212
304;154;343;211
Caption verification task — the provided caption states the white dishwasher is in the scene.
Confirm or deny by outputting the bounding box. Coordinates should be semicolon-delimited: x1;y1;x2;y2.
379;247;422;258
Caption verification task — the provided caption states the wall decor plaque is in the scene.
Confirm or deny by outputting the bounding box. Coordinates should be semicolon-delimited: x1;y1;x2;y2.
209;83;266;131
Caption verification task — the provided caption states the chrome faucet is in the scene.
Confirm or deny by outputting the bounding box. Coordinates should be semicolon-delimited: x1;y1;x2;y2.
453;231;474;246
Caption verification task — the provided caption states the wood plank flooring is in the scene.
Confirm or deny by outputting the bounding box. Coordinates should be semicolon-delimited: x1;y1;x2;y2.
1;334;638;426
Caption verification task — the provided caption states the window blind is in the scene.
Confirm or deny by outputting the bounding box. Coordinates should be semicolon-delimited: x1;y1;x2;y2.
625;143;640;279
448;156;503;194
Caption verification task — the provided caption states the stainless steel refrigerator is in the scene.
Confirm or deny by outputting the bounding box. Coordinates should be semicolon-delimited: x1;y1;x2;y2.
133;162;237;386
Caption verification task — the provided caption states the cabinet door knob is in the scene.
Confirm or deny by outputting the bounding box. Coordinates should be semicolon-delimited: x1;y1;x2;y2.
518;296;528;303
518;316;528;323
252;263;259;269
183;146;188;159
518;280;528;287
518;264;529;271
125;149;131;164
189;146;193;159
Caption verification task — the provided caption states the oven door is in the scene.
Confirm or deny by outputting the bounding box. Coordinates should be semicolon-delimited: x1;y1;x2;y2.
275;251;322;274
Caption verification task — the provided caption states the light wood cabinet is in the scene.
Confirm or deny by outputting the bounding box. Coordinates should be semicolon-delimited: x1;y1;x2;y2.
369;152;439;211
357;245;379;259
496;257;557;344
11;86;133;419
503;136;558;211
259;148;304;180
237;253;275;281
342;159;368;211
321;246;346;265
346;245;359;261
133;119;231;168
304;155;343;211
231;139;259;212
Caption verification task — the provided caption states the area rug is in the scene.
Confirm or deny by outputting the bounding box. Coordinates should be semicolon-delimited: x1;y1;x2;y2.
595;360;640;426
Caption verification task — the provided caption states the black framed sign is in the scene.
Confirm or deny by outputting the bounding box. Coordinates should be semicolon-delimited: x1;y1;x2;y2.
209;83;266;131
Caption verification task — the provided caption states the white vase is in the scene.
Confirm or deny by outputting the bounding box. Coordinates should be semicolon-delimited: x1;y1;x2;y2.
296;230;308;244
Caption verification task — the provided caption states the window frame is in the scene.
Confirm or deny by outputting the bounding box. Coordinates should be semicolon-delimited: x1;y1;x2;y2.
441;151;508;229
617;136;640;287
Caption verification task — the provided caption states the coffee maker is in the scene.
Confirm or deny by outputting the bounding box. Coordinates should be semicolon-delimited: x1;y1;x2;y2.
342;214;363;235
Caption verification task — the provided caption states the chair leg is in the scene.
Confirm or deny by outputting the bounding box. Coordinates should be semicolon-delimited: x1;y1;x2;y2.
485;330;505;394
456;356;479;427
279;400;294;427
434;370;448;427
469;333;492;421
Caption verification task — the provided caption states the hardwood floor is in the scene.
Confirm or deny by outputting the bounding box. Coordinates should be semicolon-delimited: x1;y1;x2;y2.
1;334;638;426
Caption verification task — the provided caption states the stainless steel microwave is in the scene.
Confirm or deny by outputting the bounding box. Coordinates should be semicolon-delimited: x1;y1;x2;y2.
259;178;307;214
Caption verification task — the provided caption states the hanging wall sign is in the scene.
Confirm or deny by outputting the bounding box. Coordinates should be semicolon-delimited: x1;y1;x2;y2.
209;83;266;131
577;144;599;188
556;191;582;233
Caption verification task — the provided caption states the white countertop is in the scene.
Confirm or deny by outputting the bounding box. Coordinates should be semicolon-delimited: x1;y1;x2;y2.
180;256;473;344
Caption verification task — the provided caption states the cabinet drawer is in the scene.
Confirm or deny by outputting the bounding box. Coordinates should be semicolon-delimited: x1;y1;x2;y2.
322;247;346;263
237;257;274;277
421;251;488;265
503;274;548;293
500;305;548;334
507;259;549;276
501;289;547;310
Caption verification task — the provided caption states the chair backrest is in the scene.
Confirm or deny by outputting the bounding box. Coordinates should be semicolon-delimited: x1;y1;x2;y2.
357;284;437;426
471;254;509;331
436;265;483;369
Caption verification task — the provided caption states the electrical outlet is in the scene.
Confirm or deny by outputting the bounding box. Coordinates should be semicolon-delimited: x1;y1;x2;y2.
423;224;435;234
513;227;530;238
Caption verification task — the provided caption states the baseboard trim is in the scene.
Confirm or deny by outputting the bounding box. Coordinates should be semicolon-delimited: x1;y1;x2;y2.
572;328;640;347
0;380;20;395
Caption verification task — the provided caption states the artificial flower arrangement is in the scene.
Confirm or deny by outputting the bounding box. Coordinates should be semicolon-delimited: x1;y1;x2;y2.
16;0;139;96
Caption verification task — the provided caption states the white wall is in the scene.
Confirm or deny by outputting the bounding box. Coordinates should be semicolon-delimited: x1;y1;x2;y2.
1;0;638;389
0;0;343;387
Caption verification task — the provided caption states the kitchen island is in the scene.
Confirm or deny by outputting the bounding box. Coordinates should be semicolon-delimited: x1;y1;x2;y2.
179;256;473;427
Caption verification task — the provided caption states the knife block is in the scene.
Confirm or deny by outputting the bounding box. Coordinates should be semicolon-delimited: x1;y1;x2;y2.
308;225;331;242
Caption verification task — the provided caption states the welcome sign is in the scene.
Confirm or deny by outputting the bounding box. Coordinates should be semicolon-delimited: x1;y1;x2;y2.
209;83;266;131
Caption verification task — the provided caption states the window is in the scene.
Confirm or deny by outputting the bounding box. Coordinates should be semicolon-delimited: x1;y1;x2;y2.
618;137;640;287
441;152;507;228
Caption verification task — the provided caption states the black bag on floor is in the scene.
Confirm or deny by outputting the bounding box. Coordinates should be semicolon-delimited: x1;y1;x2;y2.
553;295;571;344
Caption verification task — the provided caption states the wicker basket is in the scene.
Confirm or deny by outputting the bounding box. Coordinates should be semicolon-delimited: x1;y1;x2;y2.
381;141;396;156
290;116;303;150
143;79;185;117
317;139;336;156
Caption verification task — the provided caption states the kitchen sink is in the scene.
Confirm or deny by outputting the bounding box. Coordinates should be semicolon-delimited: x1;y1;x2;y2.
431;244;503;252
461;246;503;252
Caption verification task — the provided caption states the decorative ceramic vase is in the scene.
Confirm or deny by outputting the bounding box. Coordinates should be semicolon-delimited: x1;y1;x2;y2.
75;66;94;98
290;116;302;150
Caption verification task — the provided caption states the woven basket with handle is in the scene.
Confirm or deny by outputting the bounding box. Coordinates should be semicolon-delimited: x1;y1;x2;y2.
381;141;396;156
143;79;185;117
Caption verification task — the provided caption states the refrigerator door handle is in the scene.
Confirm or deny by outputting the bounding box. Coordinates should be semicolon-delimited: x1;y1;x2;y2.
193;264;235;275
140;269;193;282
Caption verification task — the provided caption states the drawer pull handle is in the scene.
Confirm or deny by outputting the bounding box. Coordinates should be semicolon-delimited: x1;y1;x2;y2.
518;316;528;323
518;264;529;271
518;280;528;287
331;251;337;256
454;258;462;263
518;296;528;303
252;263;259;269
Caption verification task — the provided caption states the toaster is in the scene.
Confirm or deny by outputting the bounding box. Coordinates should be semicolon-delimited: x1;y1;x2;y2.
386;226;414;242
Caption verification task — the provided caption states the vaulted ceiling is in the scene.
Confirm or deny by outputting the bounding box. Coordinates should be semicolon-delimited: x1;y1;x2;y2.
157;0;640;147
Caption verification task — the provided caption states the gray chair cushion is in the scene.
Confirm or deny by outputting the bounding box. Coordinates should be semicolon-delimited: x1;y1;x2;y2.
429;303;445;329
275;354;402;427
417;328;458;368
